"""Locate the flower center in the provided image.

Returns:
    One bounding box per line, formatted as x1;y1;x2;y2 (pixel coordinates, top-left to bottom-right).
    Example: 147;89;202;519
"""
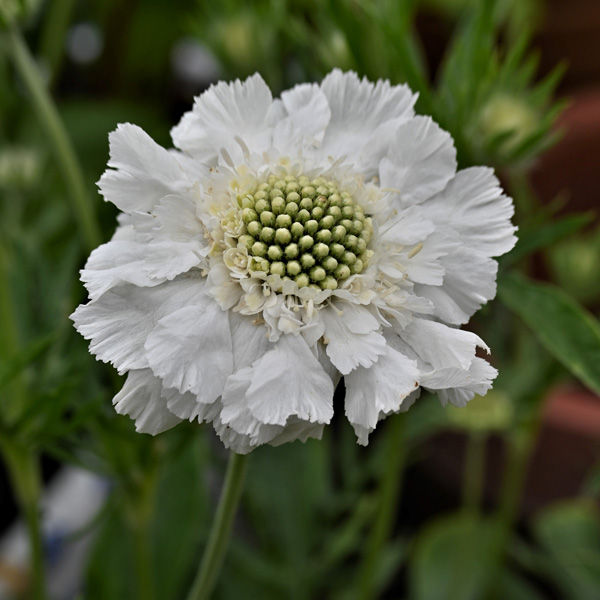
232;174;373;290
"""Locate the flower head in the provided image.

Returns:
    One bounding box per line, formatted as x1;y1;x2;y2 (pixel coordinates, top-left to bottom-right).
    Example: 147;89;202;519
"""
72;70;516;453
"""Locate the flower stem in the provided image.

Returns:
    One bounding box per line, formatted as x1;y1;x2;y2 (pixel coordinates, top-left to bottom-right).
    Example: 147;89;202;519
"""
356;414;407;600
186;451;248;600
4;26;102;250
0;439;46;600
462;431;487;514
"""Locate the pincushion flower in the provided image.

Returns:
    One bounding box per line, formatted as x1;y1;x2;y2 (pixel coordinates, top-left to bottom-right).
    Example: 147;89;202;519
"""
72;70;516;453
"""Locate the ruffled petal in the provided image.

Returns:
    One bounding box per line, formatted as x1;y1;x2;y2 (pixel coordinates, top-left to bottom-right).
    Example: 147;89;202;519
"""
321;308;387;374
272;83;331;152
422;357;498;407
98;124;193;213
319;70;417;175
171;73;274;165
379;116;457;206
399;318;488;370
245;334;334;425
415;249;498;325
113;369;181;434
162;386;222;422
71;276;205;374
424;167;517;257
345;346;420;444
144;298;233;402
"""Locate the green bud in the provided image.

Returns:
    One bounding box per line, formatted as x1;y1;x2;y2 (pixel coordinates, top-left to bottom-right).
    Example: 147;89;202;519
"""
251;241;268;257
322;256;338;271
267;245;283;260
342;205;354;218
285;202;299;217
316;186;328;196
334;264;351;279
275;228;292;245
327;206;342;220
356;237;367;253
255;198;270;213
290;222;304;239
351;258;364;273
319;215;335;230
332;225;346;242
286;182;300;193
287;261;302;276
313;242;329;258
275;179;286;189
305;219;319;235
300;253;316;269
352;220;363;234
299;235;314;251
330;243;345;259
271;261;286;276
260;227;275;243
254;190;268;201
300;197;313;210
320;276;338;290
287;191;301;204
296;209;311;223
270;188;283;200
285;243;299;259
344;235;358;250
311;206;324;220
342;251;357;265
260;211;275;226
242;208;258;223
271;196;286;214
328;193;342;207
247;221;262;236
341;219;353;231
316;229;332;244
309;266;326;282
295;273;310;288
275;214;292;228
301;186;315;198
240;195;255;208
238;234;254;250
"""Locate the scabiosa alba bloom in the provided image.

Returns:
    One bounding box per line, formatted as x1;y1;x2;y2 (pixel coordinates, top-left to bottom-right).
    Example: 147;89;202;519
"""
72;70;516;453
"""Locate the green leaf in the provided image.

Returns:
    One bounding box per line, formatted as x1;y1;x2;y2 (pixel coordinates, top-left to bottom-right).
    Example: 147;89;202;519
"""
533;500;600;600
498;272;600;394
409;514;499;600
501;212;594;267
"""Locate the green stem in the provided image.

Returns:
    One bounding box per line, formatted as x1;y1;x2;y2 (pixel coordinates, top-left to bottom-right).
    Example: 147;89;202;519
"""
38;0;76;87
462;431;487;514
0;439;46;600
131;518;155;600
356;414;407;600
186;451;248;600
4;26;101;250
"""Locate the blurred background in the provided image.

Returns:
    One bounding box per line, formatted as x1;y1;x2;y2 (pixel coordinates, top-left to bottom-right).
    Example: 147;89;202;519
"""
1;0;600;598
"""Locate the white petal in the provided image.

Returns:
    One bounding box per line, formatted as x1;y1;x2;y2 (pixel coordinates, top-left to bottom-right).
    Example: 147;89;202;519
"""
163;386;222;422
113;369;181;434
319;70;417;174
269;418;325;447
144;299;233;402
334;301;381;334
230;312;271;370
345;346;420;445
71;276;205;374
80;240;164;300
402;232;458;286
272;83;331;152
400;318;488;370
245;334;334;426
416;248;498;325
378;205;436;246
379;116;457;206
424;167;517;257
321;308;387;375
424;357;498;407
171;74;274;165
98;124;192;213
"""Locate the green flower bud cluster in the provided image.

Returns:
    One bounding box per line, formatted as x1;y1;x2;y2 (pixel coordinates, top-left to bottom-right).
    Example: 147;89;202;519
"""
236;174;373;290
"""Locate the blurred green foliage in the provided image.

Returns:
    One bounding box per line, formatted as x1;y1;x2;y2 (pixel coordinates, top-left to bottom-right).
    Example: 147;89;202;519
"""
1;0;599;599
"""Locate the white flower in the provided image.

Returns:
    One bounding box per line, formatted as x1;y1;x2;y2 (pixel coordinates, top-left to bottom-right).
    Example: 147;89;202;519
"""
71;70;517;453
